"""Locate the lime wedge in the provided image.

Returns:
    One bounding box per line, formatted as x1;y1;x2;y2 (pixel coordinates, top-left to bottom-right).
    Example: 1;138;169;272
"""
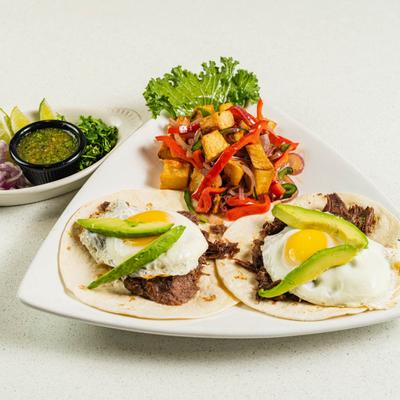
0;120;11;144
0;108;12;134
39;98;56;120
10;106;31;133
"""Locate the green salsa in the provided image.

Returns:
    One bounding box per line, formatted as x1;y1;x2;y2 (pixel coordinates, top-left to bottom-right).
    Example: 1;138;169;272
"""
17;128;78;165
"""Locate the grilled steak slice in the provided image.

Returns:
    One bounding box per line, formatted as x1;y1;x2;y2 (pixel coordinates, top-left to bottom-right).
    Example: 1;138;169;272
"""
323;193;376;234
123;265;203;306
261;218;286;238
347;204;375;235
209;224;227;236
205;239;239;259
178;211;199;225
323;193;349;218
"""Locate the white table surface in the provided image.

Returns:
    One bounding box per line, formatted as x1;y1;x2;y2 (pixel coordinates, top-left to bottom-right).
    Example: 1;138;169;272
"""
1;0;400;399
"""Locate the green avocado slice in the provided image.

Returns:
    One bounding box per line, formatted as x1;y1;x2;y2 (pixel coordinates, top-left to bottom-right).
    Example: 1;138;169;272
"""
77;218;174;238
87;225;186;289
272;204;368;249
258;244;358;298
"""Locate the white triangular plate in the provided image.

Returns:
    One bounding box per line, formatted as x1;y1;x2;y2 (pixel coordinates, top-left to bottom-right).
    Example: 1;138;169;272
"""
18;105;400;338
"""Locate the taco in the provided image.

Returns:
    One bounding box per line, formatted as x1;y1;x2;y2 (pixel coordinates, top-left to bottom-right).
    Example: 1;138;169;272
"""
216;192;400;321
59;189;238;320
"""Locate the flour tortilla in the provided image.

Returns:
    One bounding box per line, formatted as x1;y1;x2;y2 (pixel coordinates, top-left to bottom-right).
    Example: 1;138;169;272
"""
59;189;237;320
216;192;400;321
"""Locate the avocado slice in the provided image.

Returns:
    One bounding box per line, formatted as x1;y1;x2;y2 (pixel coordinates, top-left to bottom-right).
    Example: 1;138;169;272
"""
272;204;368;249
258;244;358;298
77;217;174;238
88;225;186;289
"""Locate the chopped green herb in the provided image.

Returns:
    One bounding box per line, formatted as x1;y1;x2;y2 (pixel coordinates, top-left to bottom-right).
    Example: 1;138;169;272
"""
77;116;118;170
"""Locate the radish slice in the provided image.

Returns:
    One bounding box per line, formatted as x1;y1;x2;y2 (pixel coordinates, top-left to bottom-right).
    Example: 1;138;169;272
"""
288;153;304;175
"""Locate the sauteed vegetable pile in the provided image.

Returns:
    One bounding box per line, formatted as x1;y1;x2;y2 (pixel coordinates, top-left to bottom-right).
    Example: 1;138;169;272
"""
155;99;304;220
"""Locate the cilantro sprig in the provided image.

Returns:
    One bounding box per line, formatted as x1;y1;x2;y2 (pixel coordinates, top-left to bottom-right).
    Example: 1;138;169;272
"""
77;116;118;170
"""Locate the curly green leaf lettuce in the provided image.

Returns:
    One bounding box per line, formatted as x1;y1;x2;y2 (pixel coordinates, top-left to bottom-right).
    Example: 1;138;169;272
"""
143;57;260;118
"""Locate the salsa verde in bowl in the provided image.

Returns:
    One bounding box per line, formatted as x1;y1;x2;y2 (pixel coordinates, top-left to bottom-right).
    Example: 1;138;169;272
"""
9;120;86;185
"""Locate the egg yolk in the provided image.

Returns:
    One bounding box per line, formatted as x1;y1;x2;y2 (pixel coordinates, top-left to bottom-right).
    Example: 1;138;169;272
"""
284;229;328;265
125;210;170;246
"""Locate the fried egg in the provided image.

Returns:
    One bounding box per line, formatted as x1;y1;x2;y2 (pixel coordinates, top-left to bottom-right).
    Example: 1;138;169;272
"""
79;200;208;279
262;227;400;309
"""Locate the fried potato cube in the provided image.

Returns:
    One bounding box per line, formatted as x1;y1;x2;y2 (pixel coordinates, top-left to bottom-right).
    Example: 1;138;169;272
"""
201;130;230;162
199;112;220;132
193;105;215;119
175;116;190;125
200;110;235;132
160;160;191;190
189;168;221;192
189;168;203;193
253;168;274;195
246;143;274;170
219;102;233;112
158;143;174;160
224;160;244;186
233;130;245;142
217;110;235;130
211;174;222;188
239;120;250;131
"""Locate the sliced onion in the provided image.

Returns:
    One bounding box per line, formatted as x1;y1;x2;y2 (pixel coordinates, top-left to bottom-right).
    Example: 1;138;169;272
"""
269;149;283;161
288;153;304;175
193;128;202;143
238;186;245;200
0;161;30;190
221;127;241;136
260;134;271;153
240;162;255;196
174;134;191;152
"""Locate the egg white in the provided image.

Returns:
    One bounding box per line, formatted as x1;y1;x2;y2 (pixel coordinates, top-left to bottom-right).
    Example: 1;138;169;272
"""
79;200;208;278
262;227;400;309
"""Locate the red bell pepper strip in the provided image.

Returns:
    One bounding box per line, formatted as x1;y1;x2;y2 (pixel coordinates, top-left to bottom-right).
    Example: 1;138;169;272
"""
270;181;286;198
156;136;202;169
226;195;271;221
268;131;298;150
192;121;267;200
167;121;200;135
192;149;203;168
229;105;257;127
256;98;264;121
274;151;290;170
226;196;260;207
196;187;226;213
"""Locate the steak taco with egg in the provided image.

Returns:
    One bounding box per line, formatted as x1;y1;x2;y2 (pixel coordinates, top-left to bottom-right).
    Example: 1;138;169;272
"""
216;192;400;321
59;189;238;319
